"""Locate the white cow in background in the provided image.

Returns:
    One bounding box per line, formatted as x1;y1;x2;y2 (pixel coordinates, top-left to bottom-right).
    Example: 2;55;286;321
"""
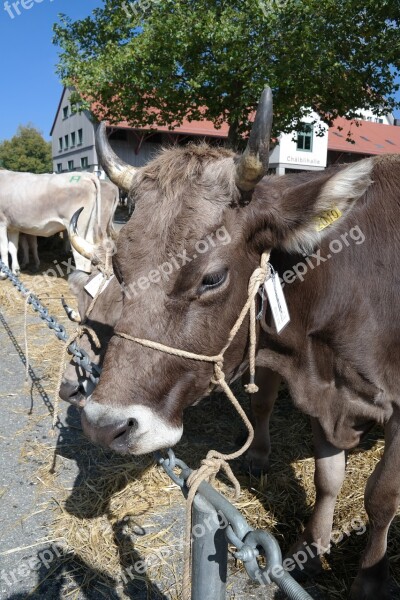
0;171;118;277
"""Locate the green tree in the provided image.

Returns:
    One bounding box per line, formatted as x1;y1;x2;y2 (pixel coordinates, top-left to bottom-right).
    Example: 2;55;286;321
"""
0;125;52;173
54;0;400;147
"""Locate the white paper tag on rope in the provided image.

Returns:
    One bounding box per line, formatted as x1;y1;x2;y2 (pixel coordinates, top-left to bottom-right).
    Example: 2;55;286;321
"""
84;273;114;298
264;272;290;333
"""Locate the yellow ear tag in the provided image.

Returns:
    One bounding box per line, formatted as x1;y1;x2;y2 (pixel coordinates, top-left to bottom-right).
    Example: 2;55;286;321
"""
315;207;342;232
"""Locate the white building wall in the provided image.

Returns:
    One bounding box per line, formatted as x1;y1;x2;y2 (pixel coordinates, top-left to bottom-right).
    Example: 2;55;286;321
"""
270;112;328;174
356;109;392;125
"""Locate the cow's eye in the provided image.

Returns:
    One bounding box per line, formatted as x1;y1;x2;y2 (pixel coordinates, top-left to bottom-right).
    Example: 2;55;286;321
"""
199;270;227;293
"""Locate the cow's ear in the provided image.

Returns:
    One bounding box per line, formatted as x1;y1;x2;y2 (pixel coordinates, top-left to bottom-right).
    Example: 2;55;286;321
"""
247;158;374;254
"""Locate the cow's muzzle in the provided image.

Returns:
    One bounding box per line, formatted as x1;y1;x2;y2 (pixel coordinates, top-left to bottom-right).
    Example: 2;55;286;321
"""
81;399;183;455
81;409;138;453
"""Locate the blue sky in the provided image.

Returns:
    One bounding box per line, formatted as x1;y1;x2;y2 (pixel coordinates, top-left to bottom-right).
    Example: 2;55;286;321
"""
0;0;102;141
0;1;399;143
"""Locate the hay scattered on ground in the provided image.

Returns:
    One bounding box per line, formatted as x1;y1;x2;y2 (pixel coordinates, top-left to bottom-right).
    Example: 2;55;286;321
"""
1;254;399;599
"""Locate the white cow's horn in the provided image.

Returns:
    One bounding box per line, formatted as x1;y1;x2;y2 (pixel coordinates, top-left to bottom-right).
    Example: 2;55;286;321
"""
96;123;138;193
69;208;97;262
61;296;81;323
235;86;273;195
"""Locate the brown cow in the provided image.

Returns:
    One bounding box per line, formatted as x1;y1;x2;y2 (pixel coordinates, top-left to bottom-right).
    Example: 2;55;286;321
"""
69;88;400;598
60;269;275;473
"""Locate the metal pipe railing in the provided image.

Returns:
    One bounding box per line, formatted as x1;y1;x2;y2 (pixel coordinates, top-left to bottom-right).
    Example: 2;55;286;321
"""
157;450;313;600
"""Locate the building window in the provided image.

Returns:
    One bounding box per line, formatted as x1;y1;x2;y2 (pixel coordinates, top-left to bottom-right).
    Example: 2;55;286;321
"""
63;106;69;119
58;137;63;151
68;160;74;171
64;135;69;150
81;157;89;169
377;118;384;124
78;129;83;145
296;123;313;152
71;132;76;147
57;163;62;173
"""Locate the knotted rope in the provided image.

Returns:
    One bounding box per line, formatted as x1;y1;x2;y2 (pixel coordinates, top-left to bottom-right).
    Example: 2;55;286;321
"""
114;251;270;599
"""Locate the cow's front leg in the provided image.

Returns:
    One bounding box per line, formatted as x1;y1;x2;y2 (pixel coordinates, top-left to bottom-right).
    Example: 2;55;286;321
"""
8;231;20;275
245;368;281;474
0;222;9;279
350;413;400;600
287;418;346;578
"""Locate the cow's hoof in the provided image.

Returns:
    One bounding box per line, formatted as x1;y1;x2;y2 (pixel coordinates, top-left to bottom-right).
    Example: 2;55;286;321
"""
31;265;40;273
287;556;323;582
243;447;271;479
350;580;392;600
0;272;6;280
284;540;324;581
13;269;20;276
350;559;391;600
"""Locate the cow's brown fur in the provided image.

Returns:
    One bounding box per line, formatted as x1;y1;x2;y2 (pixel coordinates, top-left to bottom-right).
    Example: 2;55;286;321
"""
79;143;400;599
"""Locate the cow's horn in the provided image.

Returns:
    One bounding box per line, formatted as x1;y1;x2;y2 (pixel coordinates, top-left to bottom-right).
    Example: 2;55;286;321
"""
69;208;97;262
235;86;273;194
96;123;137;193
61;296;81;323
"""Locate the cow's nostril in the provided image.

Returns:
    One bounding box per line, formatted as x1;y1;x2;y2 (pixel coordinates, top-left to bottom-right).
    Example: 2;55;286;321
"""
111;418;137;443
113;427;128;440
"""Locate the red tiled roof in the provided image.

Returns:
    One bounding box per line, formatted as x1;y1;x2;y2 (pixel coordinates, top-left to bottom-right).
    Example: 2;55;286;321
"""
114;115;400;155
114;116;230;138
328;117;400;155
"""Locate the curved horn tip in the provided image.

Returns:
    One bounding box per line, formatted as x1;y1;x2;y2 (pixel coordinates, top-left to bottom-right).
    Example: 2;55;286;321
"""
69;208;96;262
71;207;85;234
61;296;81;323
235;85;274;194
95;122;138;193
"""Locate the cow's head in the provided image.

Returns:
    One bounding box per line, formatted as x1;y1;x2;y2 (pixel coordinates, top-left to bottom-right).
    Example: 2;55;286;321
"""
75;88;374;455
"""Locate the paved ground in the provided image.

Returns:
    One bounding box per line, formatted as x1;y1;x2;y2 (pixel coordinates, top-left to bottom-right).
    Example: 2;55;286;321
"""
0;285;324;600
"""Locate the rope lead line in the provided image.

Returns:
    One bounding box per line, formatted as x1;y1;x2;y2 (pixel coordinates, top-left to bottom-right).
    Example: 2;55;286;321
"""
114;251;271;600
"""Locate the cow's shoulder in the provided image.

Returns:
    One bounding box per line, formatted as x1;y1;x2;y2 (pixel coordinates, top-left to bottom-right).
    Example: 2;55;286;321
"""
257;333;391;449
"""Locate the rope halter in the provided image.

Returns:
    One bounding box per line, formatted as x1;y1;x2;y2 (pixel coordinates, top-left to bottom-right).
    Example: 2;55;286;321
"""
115;251;270;397
114;251;271;600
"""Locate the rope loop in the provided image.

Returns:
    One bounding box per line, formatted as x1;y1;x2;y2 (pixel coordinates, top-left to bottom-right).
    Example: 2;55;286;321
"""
113;250;271;600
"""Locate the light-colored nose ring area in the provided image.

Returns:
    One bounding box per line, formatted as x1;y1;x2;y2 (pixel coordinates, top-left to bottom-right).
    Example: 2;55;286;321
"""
81;400;184;455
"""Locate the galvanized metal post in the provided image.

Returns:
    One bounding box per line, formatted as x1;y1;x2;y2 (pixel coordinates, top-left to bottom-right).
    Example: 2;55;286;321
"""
191;493;227;600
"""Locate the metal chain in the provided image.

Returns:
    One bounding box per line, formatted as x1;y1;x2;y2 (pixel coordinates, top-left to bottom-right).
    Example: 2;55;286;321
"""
157;449;313;599
0;261;101;384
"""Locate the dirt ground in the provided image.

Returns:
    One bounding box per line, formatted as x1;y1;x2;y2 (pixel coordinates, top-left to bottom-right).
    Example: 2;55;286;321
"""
0;239;399;600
